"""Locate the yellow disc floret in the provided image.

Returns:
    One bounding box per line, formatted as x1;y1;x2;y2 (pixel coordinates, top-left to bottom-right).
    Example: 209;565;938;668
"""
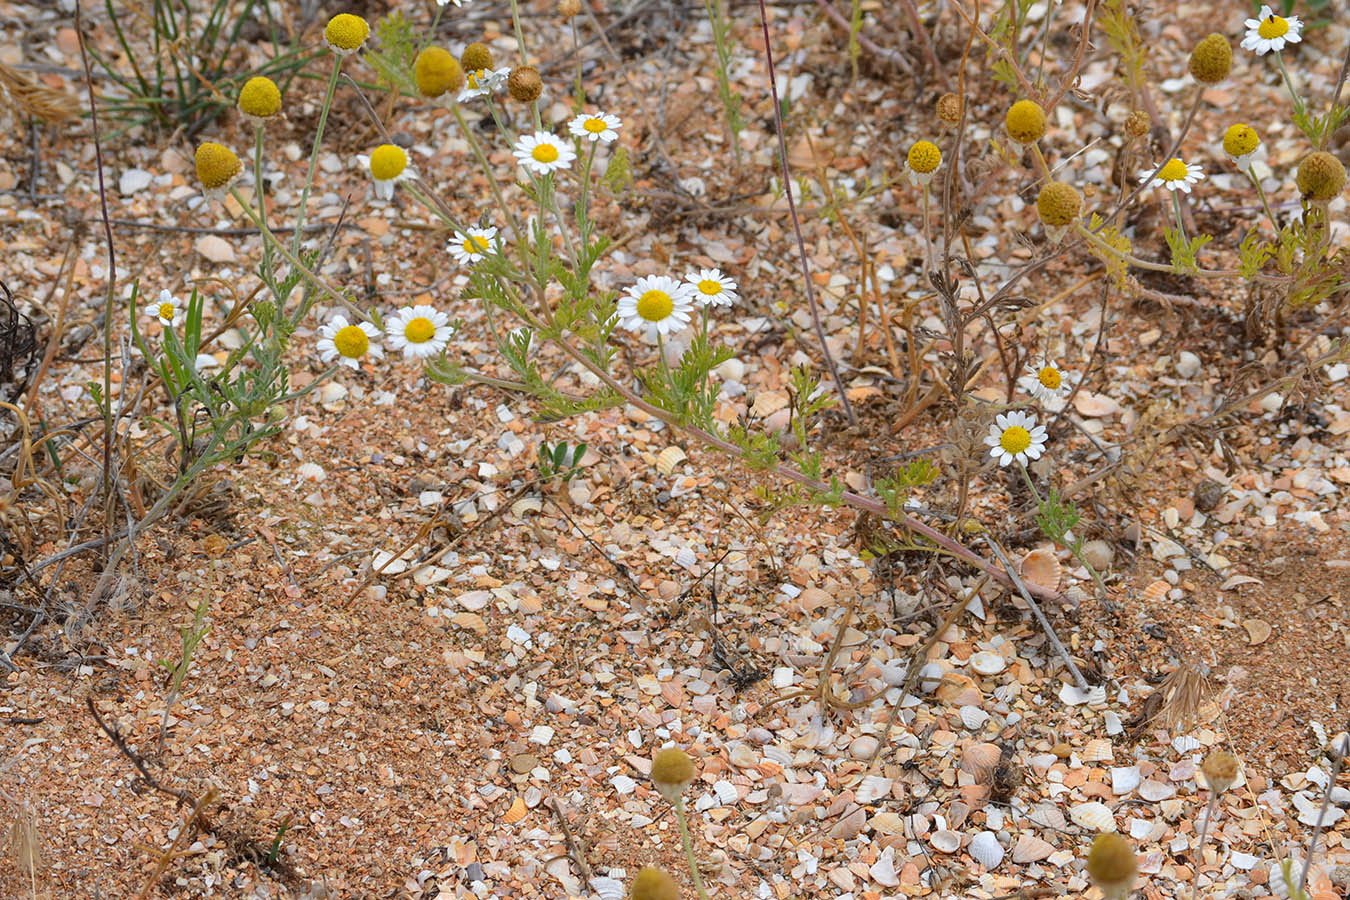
1188;33;1232;84
156;301;176;320
636;289;674;322
1296;151;1347;200
463;234;490;254
1036;182;1082;226
461;42;494;74
1158;158;1189;182
333;324;370;359
194;142;242;191
908;140;941;174
1005;100;1047;144
1258;14;1290;40
415;47;465;98
324;13;370;53
1038;366;1063;390
1086;834;1138;900
1223;124;1260;158
237;76;281;119
629;867;679;900
999;426;1032;456
369;144;408;182
404;317;436;344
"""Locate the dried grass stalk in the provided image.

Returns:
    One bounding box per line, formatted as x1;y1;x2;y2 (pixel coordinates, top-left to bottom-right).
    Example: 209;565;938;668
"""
0;61;81;124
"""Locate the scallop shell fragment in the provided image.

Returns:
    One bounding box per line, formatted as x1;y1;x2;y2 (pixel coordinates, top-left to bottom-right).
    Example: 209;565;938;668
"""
969;651;1006;675
1082;738;1115;763
960;705;990;730
1019;548;1061;591
930;829;962;853
656;445;687;475
1069;801;1117;832
968;830;1004;869
502;795;527;823
589;877;625;900
1012;833;1055;863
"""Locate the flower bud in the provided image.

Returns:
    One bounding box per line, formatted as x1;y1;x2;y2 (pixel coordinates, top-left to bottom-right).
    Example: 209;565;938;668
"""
1087;834;1138;900
650;747;695;804
1201;750;1239;794
1296;151;1347;201
1189;33;1232;84
461;42;494;74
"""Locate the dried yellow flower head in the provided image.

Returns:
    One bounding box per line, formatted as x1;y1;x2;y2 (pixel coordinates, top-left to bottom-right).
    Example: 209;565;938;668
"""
1006;100;1047;145
650;747;695;803
324;13;369;55
415;47;465;98
1037;181;1082;226
1297;151;1347;200
508;66;543;103
936;92;962;124
629;867;679;900
1087;834;1138;900
1189;33;1232;84
1201;750;1239;794
558;0;582;18
461;42;494;74
1124;110;1150;138
237;76;281;121
907;140;942;174
194;141;242;193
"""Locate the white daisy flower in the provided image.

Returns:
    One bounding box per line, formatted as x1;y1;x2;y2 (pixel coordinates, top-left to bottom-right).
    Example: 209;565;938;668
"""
386;305;452;359
457;66;510;102
984;410;1048;467
684;268;738;307
358;144;413;201
146;289;184;327
317;315;383;369
513;131;576;175
436;0;468;5
1140;158;1205;193
567;111;622;143
1241;5;1302;56
1222;124;1263;173
449;226;498;266
1017;360;1076;412
617;275;695;340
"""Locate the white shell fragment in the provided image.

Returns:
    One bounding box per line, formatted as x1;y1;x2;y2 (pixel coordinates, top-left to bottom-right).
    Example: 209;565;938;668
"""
930;829;962;853
1111;766;1142;795
960;705;990;731
1070;801;1117;832
968;831;1004;869
656;445;687;475
1012;833;1055;863
970;651;1007;675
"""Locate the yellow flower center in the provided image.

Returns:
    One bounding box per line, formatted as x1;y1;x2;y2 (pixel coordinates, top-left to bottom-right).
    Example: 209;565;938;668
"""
532;143;560;164
157;302;176;320
1258;15;1288;39
369;144;407;182
999;426;1032;455
583;117;608;134
324;13;370;51
908;140;941;174
1037;367;1062;390
467;69;487;89
333;324;369;359
1158;158;1189;182
404;317;436;344
1223;124;1260;157
463;234;490;254
194;142;242;190
636;290;674;322
697;279;723;296
238;76;281;118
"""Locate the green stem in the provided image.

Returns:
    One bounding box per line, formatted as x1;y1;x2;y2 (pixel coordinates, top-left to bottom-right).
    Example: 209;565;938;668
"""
449;102;527;267
253;125;271;279
291;54;343;258
508;0;530;66
1247;170;1281;233
1016;459;1043;505
1273;52;1306;118
675;798;712;900
418;2;445;55
1073;222;1290;284
1171;191;1188;243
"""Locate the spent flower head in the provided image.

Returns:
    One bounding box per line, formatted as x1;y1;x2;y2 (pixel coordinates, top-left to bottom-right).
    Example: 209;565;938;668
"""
1189;33;1233;83
450;225;499;266
194;141;243;199
237;76;282;124
147;289;184;328
685;268;738;307
1124;110;1150;138
1141;158;1204;193
629;867;679;900
1201;750;1239;794
359;144;412;201
1242;5;1302;56
907;140;942;186
387;305;452;359
568;111;623;143
317;315;382;369
1086;834;1138;900
618;275;694;341
415;47;464;98
650;746;696;803
323;13;369;55
507;66;543;102
985;411;1047;467
1005;100;1047;145
1222;124;1261;172
1296;151;1346;201
513;131;576;175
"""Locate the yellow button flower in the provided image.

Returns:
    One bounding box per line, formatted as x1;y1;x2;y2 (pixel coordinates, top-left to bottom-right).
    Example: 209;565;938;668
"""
414;47;464;99
194;141;242;198
324;13;369;55
1005;100;1047;145
237;76;282;124
907;140;941;186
